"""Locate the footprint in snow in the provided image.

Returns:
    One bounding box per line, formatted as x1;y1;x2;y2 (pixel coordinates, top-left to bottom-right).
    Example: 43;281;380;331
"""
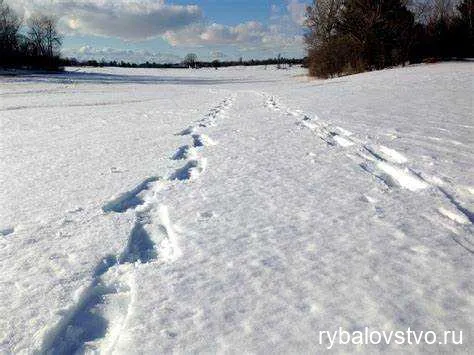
0;227;14;236
197;211;216;221
172;145;197;161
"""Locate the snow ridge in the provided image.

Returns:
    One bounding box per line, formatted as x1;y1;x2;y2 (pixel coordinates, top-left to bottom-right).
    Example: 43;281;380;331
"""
40;95;235;354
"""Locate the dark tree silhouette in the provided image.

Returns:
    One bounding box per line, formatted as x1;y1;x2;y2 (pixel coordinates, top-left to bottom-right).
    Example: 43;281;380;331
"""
0;4;63;71
305;0;472;77
183;53;198;68
0;0;21;66
27;14;62;58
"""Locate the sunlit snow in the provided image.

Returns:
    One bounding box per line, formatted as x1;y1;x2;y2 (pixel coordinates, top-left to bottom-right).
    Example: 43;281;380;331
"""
0;63;473;353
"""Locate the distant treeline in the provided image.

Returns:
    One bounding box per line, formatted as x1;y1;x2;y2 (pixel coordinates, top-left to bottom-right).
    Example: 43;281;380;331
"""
0;0;62;71
0;0;304;72
305;0;474;77
60;57;305;69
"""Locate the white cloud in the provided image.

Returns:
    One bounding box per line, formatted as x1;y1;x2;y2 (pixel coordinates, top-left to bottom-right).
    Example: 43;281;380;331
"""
164;21;264;46
63;46;182;63
163;21;303;53
7;0;307;58
9;0;202;40
210;51;228;60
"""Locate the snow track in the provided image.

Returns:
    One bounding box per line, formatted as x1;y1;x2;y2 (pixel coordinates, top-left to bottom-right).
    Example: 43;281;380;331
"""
262;92;473;248
101;177;161;213
42;258;135;354
0;227;14;236
2;64;472;353
171;145;197;161
41;94;236;354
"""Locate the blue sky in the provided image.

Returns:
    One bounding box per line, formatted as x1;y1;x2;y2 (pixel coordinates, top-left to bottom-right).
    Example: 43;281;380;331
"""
10;0;310;63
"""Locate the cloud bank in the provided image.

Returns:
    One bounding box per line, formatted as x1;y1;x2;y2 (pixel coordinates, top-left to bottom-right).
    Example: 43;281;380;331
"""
9;0;309;60
163;1;308;53
11;0;202;40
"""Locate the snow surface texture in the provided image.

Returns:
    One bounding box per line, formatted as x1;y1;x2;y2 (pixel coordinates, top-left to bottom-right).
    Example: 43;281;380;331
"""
0;63;473;353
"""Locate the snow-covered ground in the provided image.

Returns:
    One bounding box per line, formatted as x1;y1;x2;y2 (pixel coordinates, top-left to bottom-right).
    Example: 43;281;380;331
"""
0;63;472;354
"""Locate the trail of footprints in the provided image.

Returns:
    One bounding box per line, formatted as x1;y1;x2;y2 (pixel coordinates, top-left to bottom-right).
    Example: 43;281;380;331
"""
42;95;235;354
264;94;473;243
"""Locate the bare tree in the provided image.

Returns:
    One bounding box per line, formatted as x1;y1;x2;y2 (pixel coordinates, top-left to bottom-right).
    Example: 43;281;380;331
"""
408;0;458;23
458;0;473;30
1;4;64;70
183;53;197;68
27;14;62;57
407;0;432;22
305;0;344;47
432;0;457;21
0;0;21;54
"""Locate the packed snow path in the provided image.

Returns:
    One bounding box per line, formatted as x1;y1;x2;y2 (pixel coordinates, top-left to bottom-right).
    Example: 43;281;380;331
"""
0;63;473;353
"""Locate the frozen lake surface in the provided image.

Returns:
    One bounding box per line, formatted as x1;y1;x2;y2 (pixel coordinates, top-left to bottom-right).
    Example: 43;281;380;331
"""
0;63;473;353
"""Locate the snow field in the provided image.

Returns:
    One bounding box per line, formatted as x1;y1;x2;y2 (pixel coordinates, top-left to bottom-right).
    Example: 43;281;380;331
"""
0;63;472;353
